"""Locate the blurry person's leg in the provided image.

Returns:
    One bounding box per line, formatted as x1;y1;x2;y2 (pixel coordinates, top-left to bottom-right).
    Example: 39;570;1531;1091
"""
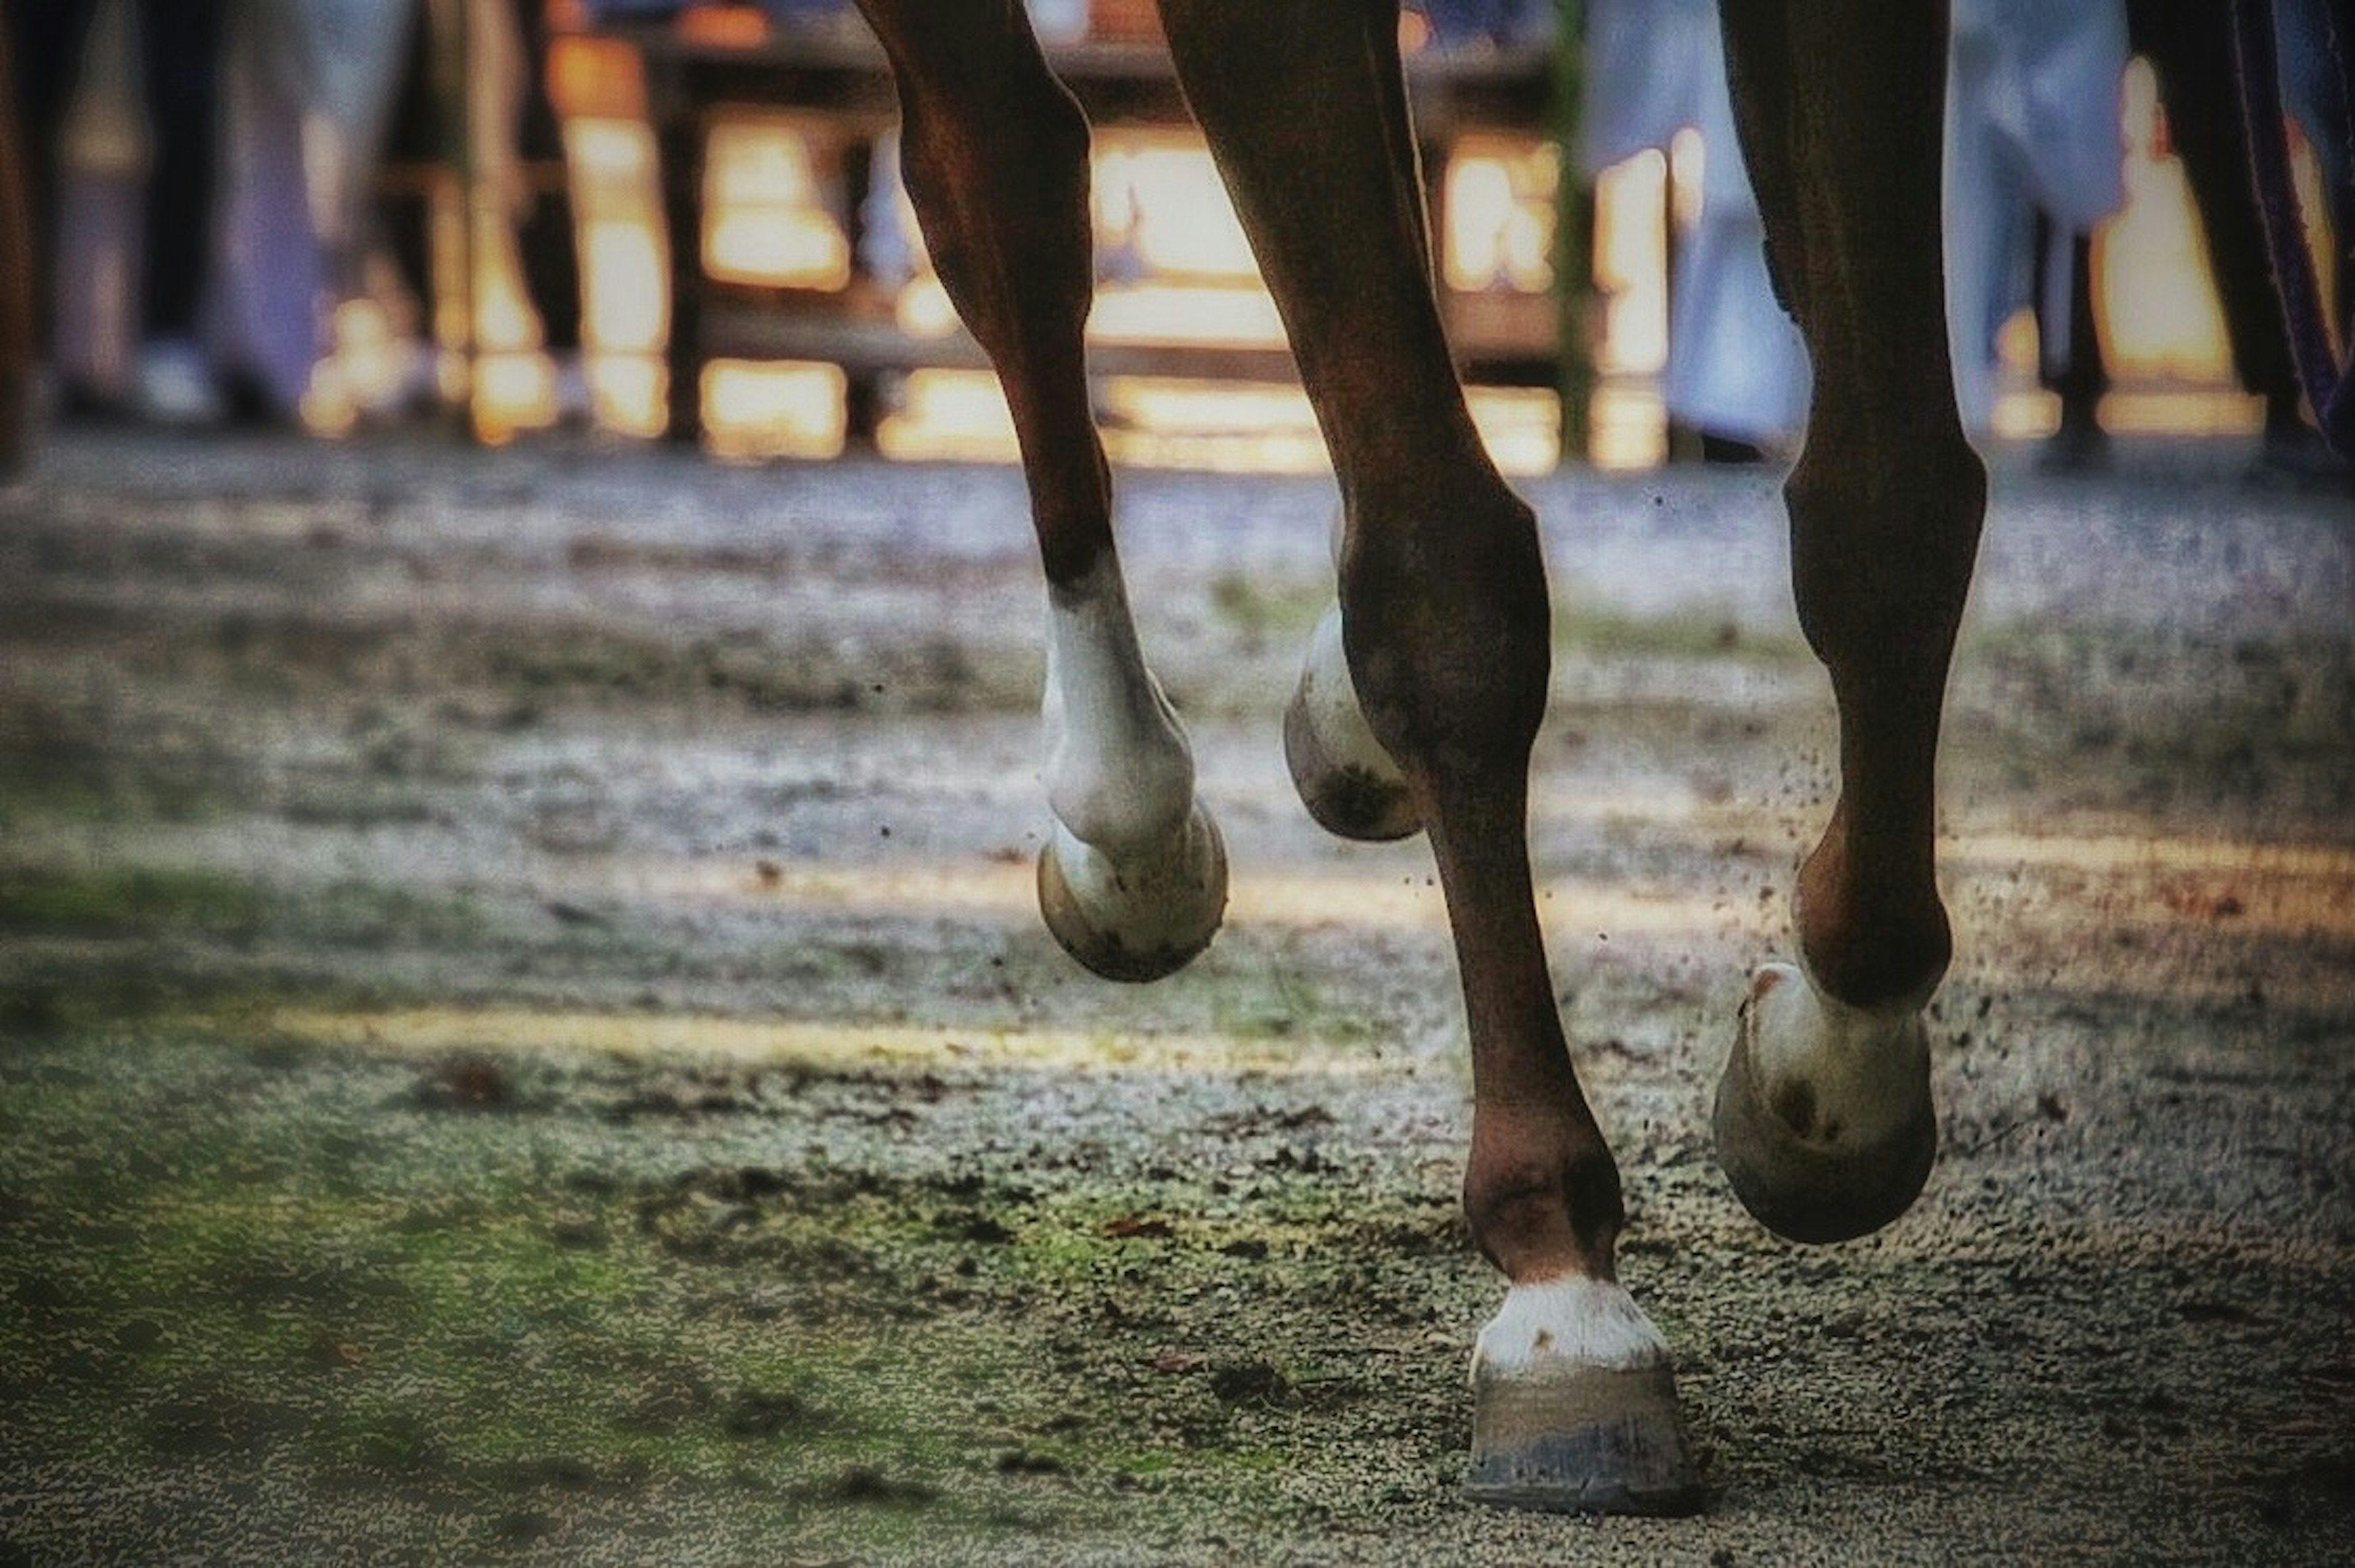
2131;0;2315;465
2033;211;2108;470
2;0;99;327
2274;0;2351;340
131;0;224;423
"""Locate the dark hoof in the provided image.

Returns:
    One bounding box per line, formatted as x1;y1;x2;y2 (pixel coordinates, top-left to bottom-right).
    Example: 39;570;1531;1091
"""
1036;808;1226;984
1468;1361;1702;1516
1713;971;1937;1245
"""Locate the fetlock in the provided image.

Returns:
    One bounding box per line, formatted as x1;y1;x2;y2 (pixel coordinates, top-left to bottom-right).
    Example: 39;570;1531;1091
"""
1336;486;1551;782
1463;1113;1625;1284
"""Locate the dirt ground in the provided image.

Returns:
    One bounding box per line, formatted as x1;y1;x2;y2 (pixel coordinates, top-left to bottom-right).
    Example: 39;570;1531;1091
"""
1;427;2350;1566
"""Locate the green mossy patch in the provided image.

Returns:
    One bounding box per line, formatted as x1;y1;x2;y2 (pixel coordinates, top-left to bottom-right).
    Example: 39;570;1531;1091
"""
0;1022;1476;1560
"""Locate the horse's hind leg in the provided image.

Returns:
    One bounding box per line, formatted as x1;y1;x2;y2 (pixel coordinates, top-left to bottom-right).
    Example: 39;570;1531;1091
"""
853;0;1223;981
1712;0;1986;1242
1157;0;1698;1515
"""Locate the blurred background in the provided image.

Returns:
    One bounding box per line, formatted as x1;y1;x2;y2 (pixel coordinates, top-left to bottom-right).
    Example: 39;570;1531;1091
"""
4;0;2346;475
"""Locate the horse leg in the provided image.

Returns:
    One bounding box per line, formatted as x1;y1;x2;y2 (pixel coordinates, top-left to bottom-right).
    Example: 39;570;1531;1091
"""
1712;0;1986;1242
1157;0;1697;1513
852;0;1224;982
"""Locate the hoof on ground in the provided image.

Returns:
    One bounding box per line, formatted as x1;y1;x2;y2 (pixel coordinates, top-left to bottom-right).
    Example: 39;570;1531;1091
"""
1468;1359;1702;1515
1713;962;1937;1245
1282;605;1418;843
1464;1279;1703;1516
1036;804;1227;982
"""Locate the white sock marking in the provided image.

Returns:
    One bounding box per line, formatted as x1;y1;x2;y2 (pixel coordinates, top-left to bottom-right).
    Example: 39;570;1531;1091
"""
1472;1277;1671;1377
1747;961;1931;1149
1042;554;1195;852
1294;602;1405;787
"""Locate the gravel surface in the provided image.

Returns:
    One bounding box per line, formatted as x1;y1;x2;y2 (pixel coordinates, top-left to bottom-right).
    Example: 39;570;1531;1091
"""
0;427;2349;1566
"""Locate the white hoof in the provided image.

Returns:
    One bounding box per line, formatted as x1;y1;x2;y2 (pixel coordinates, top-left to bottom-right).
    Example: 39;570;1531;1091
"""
1036;802;1227;983
1713;962;1937;1244
1466;1278;1702;1515
1282;604;1418;841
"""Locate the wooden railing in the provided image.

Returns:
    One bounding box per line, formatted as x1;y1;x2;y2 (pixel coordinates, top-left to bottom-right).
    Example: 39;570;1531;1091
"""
603;20;1560;445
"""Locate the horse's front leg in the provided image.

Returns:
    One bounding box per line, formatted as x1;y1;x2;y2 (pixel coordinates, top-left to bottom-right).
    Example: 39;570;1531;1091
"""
1158;0;1698;1513
1713;0;1985;1241
854;0;1224;982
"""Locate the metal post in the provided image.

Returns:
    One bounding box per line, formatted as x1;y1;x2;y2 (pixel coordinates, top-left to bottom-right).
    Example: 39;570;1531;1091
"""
426;0;480;439
1551;0;1594;464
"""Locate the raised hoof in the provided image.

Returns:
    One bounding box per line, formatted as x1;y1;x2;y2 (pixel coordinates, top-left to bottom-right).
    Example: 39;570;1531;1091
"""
1468;1360;1702;1516
1283;605;1419;842
1713;964;1938;1245
1036;803;1227;983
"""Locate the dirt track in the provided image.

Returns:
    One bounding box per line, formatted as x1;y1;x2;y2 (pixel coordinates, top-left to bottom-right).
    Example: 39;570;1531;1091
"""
1;429;2351;1565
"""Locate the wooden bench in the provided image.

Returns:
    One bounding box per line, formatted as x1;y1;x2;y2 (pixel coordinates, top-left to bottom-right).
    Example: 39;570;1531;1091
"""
607;21;1560;445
